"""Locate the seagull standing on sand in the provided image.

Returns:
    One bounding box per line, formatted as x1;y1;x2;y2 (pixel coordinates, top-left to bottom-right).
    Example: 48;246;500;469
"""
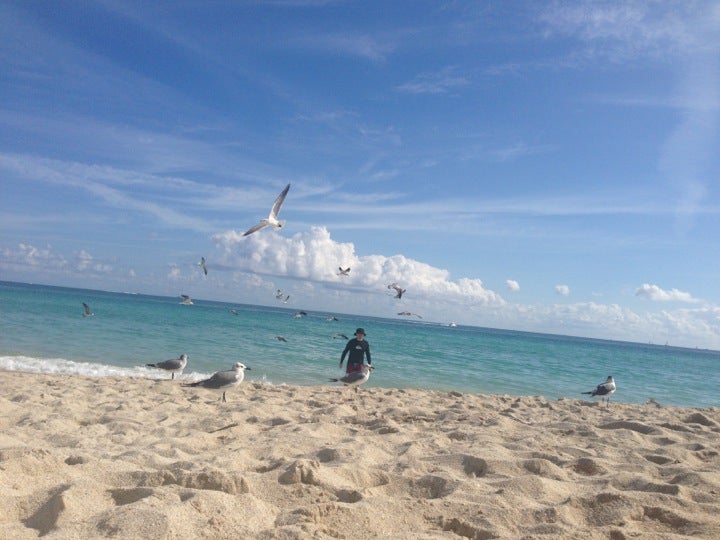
388;283;406;299
198;257;208;275
581;375;616;406
183;362;250;403
146;354;188;380
243;183;291;236
82;302;94;317
329;365;373;393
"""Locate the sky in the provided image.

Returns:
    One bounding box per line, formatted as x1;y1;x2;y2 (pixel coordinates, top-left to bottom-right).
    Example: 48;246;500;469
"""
1;1;719;349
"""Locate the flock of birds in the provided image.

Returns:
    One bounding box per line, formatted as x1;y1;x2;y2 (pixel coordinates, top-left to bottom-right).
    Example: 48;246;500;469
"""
81;183;619;404
187;183;425;320
142;353;373;401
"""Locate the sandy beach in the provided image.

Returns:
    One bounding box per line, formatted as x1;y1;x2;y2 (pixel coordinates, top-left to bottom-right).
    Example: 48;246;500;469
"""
1;371;719;539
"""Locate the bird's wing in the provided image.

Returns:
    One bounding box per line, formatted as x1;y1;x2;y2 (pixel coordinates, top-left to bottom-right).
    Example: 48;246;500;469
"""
243;221;267;236
269;183;291;219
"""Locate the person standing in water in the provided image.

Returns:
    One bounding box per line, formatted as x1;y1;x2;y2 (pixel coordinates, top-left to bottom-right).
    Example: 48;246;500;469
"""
340;328;371;374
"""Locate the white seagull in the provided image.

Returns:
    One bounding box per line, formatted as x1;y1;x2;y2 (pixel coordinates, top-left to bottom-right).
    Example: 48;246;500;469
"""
243;183;291;236
82;302;94;317
180;294;193;305
337;267;351;276
183;362;250;403
388;283;406;299
198;257;208;275
146;354;188;380
329;365;374;393
581;375;616;406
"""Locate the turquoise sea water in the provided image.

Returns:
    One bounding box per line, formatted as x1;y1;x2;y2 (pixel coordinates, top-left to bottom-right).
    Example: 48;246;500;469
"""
1;280;718;408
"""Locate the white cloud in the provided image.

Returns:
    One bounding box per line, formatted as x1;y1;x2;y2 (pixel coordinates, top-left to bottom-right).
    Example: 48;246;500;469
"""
0;243;112;276
396;66;469;94
74;250;112;274
635;283;700;303
212;226;505;306
538;1;718;62
505;279;520;292
1;243;68;270
555;284;570;296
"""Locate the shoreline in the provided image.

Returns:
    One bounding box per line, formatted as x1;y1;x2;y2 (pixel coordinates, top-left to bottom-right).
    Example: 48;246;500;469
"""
2;370;719;538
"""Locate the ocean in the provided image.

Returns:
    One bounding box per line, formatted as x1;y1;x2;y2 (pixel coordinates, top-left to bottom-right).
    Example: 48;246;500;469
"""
1;280;718;408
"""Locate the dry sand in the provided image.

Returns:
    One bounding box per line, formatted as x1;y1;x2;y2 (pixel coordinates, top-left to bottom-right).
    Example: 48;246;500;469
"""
1;370;719;539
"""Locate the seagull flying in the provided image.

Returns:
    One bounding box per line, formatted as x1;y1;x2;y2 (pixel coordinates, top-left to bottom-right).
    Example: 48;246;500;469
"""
581;375;616;406
183;362;250;403
337;267;351;276
146;354;188;380
243;183;291;236
398;311;422;319
198;257;208;275
82;302;94;317
333;333;349;340
294;311;308;318
276;336;288;342
180;294;193;305
388;283;406;299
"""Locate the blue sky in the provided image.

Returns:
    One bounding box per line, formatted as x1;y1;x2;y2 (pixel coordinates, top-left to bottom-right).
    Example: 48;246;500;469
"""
2;1;719;348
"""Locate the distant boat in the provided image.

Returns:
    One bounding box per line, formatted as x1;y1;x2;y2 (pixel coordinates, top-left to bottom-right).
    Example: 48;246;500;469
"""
448;322;457;327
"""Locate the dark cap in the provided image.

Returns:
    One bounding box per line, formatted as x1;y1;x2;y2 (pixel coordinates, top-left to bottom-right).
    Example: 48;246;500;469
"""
355;328;366;335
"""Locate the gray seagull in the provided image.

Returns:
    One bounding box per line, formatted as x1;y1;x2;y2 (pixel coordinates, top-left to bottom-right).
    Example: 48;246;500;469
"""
243;183;291;236
82;302;94;317
388;283;406;299
581;375;616;406
146;354;188;380
198;257;208;275
183;362;250;402
329;365;374;393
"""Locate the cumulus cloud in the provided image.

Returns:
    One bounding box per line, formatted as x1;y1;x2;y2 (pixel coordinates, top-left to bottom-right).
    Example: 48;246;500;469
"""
0;243;112;277
212;226;505;306
1;243;68;270
555;284;570;296
635;283;700;303
74;250;112;274
505;279;520;292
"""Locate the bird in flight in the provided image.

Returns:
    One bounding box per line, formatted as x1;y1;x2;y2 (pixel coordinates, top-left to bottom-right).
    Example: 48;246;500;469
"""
180;294;193;305
82;302;94;317
337;267;351;276
198;257;208;275
388;283;406;299
275;289;290;303
398;311;422;318
243;183;291;236
276;336;288;342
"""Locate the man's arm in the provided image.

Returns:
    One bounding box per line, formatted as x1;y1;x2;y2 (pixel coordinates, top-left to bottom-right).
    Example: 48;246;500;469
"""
340;340;351;368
